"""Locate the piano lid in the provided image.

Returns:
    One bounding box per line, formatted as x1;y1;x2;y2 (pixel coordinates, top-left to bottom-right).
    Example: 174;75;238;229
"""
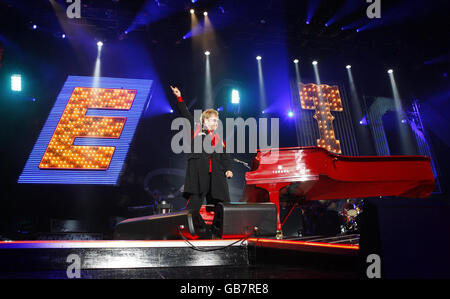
245;146;435;200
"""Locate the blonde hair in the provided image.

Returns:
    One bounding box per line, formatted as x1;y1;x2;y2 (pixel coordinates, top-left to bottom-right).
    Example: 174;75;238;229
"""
200;109;219;124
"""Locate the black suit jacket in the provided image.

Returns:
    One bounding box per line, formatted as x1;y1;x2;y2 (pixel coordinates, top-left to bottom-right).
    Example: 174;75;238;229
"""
174;97;232;202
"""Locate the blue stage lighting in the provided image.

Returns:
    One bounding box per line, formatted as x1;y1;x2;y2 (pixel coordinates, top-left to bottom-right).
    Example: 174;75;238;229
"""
32;24;37;30
11;74;22;92
288;111;294;117
360;116;368;125
231;89;240;104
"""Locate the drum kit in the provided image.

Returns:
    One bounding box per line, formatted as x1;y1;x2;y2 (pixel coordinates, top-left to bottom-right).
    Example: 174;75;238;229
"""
339;199;363;234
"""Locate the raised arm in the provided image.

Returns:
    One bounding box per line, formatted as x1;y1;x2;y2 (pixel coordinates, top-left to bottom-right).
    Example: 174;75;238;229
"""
170;85;194;126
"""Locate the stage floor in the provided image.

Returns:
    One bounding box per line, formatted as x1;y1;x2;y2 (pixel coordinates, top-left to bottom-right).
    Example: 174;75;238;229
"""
0;234;360;279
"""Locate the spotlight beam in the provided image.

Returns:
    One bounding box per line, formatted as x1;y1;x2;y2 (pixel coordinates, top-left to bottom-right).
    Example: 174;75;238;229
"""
257;58;267;110
204;51;213;108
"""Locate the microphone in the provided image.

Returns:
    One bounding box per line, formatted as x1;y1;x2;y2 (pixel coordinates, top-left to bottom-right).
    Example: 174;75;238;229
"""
233;158;251;170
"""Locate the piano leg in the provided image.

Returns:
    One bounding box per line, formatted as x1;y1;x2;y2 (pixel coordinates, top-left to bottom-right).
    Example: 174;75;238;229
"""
256;182;290;239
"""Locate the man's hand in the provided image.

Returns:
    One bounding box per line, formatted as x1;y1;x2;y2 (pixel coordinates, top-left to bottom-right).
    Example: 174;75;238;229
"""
170;85;181;98
225;170;233;179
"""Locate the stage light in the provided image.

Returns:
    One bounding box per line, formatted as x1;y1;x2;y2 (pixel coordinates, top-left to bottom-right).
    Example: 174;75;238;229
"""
312;60;318;65
11;74;22;92
294;59;299;64
124;30;129;35
204;50;210;56
97;41;103;47
190;9;195;14
61;34;66;39
32;24;37;30
203;11;208;16
170;109;173;113
388;69;393;74
256;56;262;60
359;120;363;124
346;65;352;69
306;21;310;25
325;23;329;27
356;29;360;33
262;110;265;114
288;111;294;118
231;89;240;104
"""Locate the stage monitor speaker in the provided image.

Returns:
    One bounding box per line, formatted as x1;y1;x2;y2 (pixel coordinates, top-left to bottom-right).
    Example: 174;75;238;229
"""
113;210;210;240
212;202;277;238
359;198;450;279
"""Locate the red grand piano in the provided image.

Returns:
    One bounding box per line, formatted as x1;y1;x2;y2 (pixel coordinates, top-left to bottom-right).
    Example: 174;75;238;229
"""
243;146;436;238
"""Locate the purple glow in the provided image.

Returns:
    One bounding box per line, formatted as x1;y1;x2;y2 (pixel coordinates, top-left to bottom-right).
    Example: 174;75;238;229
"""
306;0;320;27
360;115;368;125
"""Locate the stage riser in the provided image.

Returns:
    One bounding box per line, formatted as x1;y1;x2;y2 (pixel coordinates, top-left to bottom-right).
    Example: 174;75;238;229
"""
0;247;249;271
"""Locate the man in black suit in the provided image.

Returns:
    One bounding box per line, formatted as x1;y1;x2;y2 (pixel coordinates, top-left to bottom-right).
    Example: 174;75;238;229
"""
170;86;233;212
